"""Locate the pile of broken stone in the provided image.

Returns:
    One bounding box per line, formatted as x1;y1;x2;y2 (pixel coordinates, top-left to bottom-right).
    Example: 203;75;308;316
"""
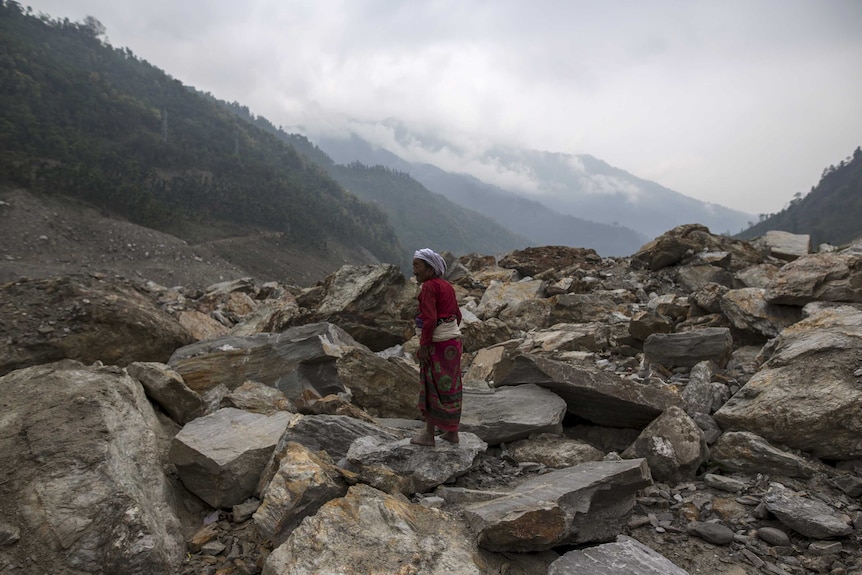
1;224;862;575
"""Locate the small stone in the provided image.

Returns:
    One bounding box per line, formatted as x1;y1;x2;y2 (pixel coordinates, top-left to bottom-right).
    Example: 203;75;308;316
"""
808;541;843;556
741;547;764;568
232;499;261;523
687;521;734;545
200;539;226;556
704;473;746;493
418;496;445;509
757;526;790;546
0;521;20;547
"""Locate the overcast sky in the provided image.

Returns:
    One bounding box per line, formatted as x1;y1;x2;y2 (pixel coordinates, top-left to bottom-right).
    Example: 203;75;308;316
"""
24;0;862;215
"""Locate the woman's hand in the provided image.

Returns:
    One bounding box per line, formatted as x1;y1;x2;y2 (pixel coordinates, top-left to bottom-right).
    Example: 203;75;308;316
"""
417;345;431;360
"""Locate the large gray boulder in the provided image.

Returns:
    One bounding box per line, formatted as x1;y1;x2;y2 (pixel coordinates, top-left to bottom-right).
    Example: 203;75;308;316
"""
254;442;349;546
498;354;682;428
295;264;416;351
459;384;567;445
0;361;184;574
127;361;204;424
622;406;708;483
0;275;193;377
263;484;489;575
167;322;364;402
345;433;488;494
710;431;826;479
463;459;652;552
762;484;853;539
549;535;690;575
168;407;294;508
764;252;862;305
644;327;733;369
714;306;862;459
335;347;419;419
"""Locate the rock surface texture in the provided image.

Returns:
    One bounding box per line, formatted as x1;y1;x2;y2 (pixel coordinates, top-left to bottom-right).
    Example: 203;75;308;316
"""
2;225;862;575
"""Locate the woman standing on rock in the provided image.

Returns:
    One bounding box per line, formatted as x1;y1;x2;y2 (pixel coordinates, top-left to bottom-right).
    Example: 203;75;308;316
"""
410;248;463;446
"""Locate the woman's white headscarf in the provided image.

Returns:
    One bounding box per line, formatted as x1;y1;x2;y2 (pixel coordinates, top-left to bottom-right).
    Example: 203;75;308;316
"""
414;248;446;278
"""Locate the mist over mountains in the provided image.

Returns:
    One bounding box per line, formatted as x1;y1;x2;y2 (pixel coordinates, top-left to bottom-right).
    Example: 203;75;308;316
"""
308;120;755;242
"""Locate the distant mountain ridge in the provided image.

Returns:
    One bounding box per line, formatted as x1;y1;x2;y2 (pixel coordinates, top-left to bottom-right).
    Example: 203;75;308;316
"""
310;121;755;243
312;134;649;256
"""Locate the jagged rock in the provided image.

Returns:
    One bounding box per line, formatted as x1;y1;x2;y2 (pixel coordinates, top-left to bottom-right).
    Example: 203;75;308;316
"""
498;246;601;277
476;279;547;319
644;327;733;369
299;393;377;422
498;354;682;428
703;473;747;493
316;264;411;317
263;484;491;575
334;347;419;419
518;322;610;354
168;407;294;508
719;287;802;339
258;414;401;492
691;283;730;314
167;322;364;402
736;263;781;288
0;361;184;573
177;309;230;340
460;316;513;353
714;306;862;459
762;483;853;539
345;433;487;495
621;406;709;483
761;230;811;261
764;252;862;305
462;345;516;389
219;380;297;415
709;431;826;478
508;434;604;468
0;274;194;376
0;521;20;547
459;384;567;445
550;289;638;324
254;442;350;546
647;293;690;322
292;264;415;351
692;413;723;444
498;298;552;331
127;361;204;424
676;265;735;292
832;473;862;498
463;459;652;551
548;535;690;574
229;290;301;335
681;360;729;416
632;224;762;272
629;310;674;341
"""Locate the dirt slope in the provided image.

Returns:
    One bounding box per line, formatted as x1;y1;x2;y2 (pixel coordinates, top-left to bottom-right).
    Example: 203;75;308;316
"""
0;187;382;290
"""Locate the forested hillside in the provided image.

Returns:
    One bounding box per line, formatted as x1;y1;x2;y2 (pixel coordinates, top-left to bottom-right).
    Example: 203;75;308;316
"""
736;147;862;246
0;1;402;265
219;102;531;265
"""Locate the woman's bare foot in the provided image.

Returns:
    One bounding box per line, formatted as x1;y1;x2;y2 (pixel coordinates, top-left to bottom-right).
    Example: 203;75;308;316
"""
440;432;460;444
410;433;436;446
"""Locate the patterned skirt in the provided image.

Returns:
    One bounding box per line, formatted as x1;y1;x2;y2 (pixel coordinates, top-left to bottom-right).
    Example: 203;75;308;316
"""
418;338;463;432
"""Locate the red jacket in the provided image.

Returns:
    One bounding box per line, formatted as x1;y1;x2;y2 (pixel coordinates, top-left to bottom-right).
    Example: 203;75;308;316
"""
416;277;461;346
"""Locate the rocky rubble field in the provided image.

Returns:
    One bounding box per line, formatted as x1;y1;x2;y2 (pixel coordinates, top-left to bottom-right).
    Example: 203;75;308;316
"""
2;224;862;574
